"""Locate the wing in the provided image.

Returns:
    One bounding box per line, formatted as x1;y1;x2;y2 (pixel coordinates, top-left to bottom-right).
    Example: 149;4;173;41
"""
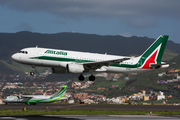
20;95;34;99
82;58;130;70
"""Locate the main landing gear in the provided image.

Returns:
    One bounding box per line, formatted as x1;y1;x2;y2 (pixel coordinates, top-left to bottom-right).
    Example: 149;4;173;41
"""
26;103;36;105
78;74;96;81
89;75;95;81
78;74;85;81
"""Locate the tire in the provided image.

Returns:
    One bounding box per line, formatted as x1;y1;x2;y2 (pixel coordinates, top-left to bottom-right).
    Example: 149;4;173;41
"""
78;75;85;81
89;75;95;81
30;72;34;76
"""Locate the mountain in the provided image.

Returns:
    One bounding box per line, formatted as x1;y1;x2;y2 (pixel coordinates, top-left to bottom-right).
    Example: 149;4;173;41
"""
0;31;180;60
169;54;180;69
162;49;179;61
0;31;179;73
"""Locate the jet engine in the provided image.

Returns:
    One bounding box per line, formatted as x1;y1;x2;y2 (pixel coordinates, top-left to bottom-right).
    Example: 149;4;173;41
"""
66;64;84;73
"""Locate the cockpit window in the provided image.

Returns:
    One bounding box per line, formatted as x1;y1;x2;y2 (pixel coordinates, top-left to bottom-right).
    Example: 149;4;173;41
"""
19;51;28;54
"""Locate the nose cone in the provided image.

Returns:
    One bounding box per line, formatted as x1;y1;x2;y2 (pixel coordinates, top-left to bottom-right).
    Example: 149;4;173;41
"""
11;54;16;61
11;53;19;62
2;99;7;103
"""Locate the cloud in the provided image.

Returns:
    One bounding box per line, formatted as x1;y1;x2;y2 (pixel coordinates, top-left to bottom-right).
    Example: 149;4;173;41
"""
1;0;180;28
15;22;33;32
125;17;158;29
118;32;132;37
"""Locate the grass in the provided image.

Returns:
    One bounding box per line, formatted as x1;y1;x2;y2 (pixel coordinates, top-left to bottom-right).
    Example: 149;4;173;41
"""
89;78;127;89
0;109;180;115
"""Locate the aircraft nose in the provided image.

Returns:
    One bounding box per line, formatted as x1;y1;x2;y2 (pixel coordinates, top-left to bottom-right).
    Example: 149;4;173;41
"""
2;99;6;103
11;53;19;61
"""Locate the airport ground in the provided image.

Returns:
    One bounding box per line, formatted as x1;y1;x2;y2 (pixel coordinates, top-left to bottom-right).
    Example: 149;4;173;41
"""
0;115;180;120
0;103;180;111
0;104;180;120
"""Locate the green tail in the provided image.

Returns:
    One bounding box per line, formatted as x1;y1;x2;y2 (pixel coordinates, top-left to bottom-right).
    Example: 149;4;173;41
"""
139;35;169;69
51;85;67;98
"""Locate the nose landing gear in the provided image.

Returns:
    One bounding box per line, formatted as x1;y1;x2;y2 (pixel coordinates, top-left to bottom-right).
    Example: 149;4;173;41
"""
30;72;35;76
30;65;35;76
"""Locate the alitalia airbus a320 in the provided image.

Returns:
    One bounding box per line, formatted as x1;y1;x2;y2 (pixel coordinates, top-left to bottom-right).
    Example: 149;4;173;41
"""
11;35;169;81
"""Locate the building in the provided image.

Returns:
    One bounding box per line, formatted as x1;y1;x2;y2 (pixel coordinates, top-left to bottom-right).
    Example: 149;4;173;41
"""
157;95;165;100
0;97;3;104
177;76;180;80
158;72;166;77
157;91;165;100
68;97;75;104
143;96;149;101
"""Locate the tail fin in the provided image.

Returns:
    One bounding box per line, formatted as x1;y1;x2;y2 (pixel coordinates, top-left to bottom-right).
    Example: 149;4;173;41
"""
51;85;67;98
138;35;169;69
41;85;67;103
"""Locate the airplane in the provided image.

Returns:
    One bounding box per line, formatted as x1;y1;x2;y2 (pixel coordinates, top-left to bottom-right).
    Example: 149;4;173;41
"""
11;35;169;81
3;85;67;105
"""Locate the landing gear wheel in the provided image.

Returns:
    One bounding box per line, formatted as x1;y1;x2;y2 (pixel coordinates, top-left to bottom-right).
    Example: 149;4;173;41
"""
78;74;85;81
30;72;34;76
30;65;35;76
89;75;95;81
30;103;36;105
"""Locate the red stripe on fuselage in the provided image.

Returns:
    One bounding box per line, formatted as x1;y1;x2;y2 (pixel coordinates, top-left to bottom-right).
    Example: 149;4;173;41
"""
142;50;158;69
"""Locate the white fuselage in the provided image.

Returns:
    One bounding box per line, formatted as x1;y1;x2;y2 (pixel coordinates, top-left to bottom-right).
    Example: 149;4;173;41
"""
11;47;143;73
2;95;52;103
3;85;67;104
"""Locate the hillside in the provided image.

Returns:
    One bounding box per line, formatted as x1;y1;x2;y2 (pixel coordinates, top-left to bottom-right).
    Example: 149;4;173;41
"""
170;54;180;69
162;49;179;61
0;31;180;60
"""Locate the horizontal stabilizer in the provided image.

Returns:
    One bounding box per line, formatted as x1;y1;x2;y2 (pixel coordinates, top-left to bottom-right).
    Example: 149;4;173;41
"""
150;63;169;69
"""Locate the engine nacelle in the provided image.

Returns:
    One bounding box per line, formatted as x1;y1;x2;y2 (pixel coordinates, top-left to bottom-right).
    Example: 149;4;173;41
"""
67;64;84;74
52;67;66;74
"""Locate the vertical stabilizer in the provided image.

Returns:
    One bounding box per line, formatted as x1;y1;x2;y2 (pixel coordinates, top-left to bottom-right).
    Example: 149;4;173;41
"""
51;85;67;98
41;85;67;103
138;35;168;69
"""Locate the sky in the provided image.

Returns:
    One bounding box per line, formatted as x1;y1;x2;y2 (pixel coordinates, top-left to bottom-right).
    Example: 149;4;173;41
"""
0;0;180;43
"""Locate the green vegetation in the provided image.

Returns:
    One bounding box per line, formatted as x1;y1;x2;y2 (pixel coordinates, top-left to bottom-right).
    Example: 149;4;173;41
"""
0;60;49;74
90;77;126;88
69;77;128;98
0;109;179;115
162;49;179;61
